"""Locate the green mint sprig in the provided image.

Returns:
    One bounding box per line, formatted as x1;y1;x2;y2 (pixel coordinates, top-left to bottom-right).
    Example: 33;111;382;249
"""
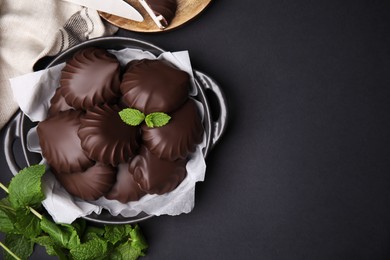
0;164;148;260
119;108;171;128
119;108;145;126
145;112;171;128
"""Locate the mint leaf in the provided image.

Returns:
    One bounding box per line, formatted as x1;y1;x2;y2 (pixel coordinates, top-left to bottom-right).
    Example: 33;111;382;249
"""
82;226;105;242
0;199;16;233
70;236;108;260
104;225;127;245
14;208;41;239
33;235;68;259
0;209;14;233
40;216;80;249
145;112;171;128
109;224;148;259
109;240;143;260
8;164;46;210
1;164;149;260
105;225;147;260
119;108;145;126
129;224;148;254
33;235;55;253
3;234;34;260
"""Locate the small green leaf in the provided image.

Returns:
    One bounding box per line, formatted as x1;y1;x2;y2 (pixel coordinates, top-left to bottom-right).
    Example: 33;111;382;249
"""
0;199;16;233
40;216;80;249
104;225;127;245
0;209;15;233
107;225;147;260
14;208;42;239
119;108;145;126
33;235;55;251
33;235;68;259
3;234;34;260
82;226;105;242
145;112;171;128
129;225;148;254
8;164;46;210
109;240;142;260
70;236;108;260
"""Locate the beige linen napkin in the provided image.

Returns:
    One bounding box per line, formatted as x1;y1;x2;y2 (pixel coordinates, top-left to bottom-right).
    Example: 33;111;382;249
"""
0;0;118;129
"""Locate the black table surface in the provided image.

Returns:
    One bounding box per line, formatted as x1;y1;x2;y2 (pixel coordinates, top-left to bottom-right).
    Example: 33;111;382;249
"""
2;1;390;259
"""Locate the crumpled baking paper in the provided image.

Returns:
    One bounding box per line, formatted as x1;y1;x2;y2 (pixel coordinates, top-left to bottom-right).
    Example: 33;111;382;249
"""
10;48;206;224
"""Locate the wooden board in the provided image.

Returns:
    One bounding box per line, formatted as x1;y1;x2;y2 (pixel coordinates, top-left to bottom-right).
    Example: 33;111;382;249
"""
99;0;212;33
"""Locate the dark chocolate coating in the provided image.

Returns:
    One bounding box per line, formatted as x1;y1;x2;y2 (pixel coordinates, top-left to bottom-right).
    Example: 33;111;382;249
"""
142;99;204;161
78;104;140;166
120;59;189;114
37;110;93;173
47;87;73;117
54;162;116;201
147;0;177;27
129;146;187;195
60;47;121;110
105;163;146;203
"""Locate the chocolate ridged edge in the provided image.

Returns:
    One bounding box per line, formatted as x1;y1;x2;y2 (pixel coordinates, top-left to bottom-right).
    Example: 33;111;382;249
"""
61;47;121;110
129;146;187;195
142;99;204;160
120;59;189;114
54;162;116;201
37;110;93;173
47;87;74;117
78;104;140;166
105;163;146;203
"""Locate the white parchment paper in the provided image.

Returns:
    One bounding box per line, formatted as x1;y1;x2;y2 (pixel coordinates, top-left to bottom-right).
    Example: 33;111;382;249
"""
10;48;206;224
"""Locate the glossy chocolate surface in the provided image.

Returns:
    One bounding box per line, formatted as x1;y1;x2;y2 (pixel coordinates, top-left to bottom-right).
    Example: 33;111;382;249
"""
37;110;93;173
47;87;73;117
78;104;140;166
37;53;203;203
61;47;121;110
120;59;189;114
142;99;204;160
54;162;116;201
105;163;146;203
147;0;177;27
129;146;187;195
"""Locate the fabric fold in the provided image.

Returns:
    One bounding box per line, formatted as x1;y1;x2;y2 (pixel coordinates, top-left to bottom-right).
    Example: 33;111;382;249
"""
0;0;117;129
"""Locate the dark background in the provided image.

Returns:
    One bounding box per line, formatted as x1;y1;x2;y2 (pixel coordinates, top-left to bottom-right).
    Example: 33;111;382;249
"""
2;0;390;259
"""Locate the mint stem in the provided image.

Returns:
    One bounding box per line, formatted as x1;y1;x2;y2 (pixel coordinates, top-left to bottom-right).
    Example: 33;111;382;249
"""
0;204;14;212
0;181;43;220
0;182;9;193
0;241;22;260
28;206;43;220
